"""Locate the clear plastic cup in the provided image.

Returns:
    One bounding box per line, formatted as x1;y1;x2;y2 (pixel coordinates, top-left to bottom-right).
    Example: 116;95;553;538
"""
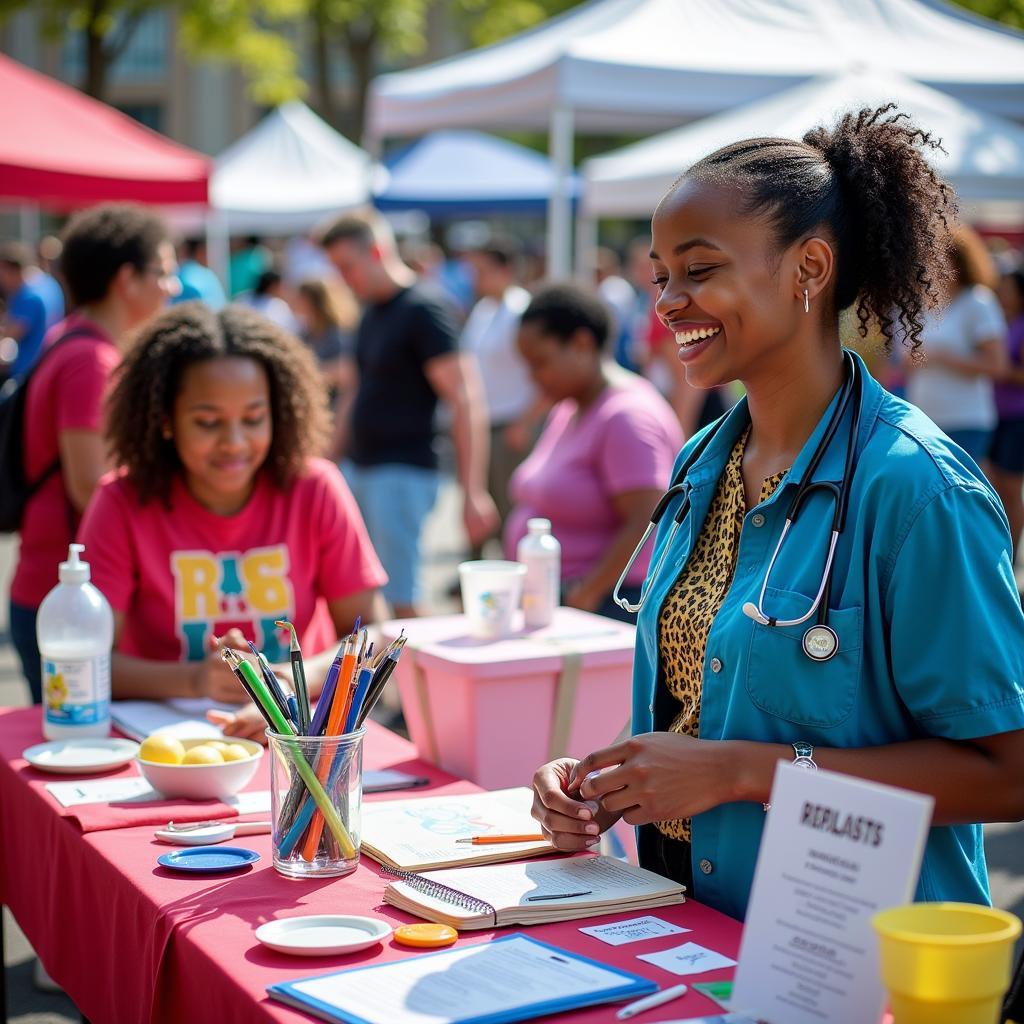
267;729;364;879
872;902;1022;1024
458;560;527;639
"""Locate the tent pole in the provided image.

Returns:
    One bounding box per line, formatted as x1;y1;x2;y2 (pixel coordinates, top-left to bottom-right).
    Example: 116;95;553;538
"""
18;204;41;247
574;213;597;286
547;105;574;279
206;210;230;293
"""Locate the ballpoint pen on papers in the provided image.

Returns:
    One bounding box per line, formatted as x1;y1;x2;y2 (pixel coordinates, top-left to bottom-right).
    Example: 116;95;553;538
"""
525;890;593;902
455;835;548;845
275;620;310;734
616;984;689;1020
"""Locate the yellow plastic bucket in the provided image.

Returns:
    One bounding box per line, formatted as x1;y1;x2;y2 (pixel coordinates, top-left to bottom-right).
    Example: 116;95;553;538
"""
872;902;1022;1024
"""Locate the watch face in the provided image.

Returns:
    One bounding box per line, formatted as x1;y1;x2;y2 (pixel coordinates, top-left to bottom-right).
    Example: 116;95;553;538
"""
793;756;817;770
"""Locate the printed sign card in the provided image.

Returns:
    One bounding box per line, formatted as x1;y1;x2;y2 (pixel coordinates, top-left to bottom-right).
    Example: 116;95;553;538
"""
732;763;933;1024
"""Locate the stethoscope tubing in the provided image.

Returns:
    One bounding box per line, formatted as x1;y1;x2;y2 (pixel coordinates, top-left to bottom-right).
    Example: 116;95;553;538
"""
613;353;861;652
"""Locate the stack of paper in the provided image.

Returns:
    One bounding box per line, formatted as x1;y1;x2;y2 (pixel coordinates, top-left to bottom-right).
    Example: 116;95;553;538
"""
385;854;686;930
360;788;555;871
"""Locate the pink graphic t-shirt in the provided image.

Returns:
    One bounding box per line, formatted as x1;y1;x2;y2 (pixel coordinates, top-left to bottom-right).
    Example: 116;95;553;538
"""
505;375;683;586
79;458;387;664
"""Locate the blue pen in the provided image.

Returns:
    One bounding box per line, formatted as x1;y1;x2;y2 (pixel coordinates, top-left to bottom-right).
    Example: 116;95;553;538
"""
287;694;300;729
310;641;345;736
343;666;374;734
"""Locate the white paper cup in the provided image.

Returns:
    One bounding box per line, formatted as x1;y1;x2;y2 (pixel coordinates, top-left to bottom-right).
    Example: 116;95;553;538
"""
458;560;527;639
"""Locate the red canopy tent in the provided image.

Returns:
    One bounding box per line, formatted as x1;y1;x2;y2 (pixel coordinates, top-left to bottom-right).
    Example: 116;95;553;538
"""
0;53;209;208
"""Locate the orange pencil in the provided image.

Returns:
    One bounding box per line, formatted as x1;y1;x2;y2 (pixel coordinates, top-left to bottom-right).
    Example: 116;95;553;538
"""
454;834;548;845
301;634;357;861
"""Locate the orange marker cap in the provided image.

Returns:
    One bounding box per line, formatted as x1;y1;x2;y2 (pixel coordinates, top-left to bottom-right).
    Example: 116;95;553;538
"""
393;923;458;948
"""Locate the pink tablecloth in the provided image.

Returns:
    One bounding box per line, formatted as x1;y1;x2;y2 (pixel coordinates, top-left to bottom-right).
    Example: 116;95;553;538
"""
0;706;743;1024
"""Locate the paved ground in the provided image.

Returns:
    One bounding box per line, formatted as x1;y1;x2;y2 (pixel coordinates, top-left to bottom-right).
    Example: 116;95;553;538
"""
2;480;1022;1020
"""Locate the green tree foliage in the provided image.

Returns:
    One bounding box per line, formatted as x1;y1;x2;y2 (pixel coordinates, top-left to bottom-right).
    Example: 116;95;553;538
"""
307;0;430;140
454;0;581;47
0;0;307;104
950;0;1024;29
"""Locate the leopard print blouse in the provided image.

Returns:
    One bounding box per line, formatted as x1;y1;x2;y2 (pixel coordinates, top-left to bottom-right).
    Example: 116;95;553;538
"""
655;427;786;841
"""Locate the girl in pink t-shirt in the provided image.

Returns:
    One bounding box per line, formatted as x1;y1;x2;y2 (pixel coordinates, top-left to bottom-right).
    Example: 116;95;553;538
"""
79;302;387;739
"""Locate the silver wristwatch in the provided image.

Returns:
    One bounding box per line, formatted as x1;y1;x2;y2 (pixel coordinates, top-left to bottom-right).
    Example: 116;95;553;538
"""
791;741;818;770
763;742;819;812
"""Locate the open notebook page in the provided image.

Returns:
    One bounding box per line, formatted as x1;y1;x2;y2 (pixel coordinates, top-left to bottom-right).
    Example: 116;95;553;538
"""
361;788;552;870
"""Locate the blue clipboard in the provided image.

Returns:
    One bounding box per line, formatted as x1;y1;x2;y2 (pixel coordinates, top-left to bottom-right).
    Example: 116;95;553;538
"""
266;932;657;1024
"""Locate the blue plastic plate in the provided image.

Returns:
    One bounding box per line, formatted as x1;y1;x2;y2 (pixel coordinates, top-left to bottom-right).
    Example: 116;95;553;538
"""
157;846;260;874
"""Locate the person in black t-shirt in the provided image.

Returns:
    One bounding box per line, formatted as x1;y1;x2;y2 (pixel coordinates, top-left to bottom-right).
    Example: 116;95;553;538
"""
322;212;497;617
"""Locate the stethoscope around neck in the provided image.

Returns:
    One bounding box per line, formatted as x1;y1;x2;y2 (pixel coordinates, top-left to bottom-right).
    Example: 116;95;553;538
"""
613;352;862;663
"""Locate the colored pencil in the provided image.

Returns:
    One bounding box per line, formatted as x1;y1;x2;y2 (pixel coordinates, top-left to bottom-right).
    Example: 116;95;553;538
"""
222;650;355;859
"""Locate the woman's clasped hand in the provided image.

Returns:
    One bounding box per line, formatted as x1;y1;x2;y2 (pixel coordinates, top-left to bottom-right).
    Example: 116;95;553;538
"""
532;733;743;848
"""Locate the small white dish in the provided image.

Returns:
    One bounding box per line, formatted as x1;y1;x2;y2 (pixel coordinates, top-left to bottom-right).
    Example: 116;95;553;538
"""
154;820;272;846
23;738;140;775
255;915;393;957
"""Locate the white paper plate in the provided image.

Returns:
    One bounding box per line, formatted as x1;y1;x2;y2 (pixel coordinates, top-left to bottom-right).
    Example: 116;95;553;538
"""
23;738;140;775
255;915;393;956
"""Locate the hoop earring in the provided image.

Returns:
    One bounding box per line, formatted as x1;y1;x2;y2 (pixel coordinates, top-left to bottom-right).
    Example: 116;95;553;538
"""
803;289;810;314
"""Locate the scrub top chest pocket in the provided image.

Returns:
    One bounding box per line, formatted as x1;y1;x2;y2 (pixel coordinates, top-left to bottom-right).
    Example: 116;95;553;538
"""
745;587;863;728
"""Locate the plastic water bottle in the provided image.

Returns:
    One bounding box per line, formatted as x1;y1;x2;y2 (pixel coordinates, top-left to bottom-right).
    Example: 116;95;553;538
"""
517;518;561;628
38;543;113;740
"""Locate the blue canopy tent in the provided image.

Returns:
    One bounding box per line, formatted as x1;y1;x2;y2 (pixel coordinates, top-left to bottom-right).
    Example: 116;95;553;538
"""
374;129;580;218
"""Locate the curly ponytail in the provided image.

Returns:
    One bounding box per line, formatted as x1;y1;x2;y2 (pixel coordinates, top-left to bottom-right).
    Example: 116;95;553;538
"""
684;104;956;353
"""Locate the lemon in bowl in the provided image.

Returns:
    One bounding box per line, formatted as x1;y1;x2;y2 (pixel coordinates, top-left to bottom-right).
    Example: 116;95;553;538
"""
136;735;263;800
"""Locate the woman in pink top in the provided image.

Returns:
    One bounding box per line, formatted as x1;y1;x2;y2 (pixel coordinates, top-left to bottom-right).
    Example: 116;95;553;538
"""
505;284;683;621
10;203;177;705
80;303;387;739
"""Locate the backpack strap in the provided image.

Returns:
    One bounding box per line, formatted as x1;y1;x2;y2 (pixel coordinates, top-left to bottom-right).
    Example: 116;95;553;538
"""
24;325;103;498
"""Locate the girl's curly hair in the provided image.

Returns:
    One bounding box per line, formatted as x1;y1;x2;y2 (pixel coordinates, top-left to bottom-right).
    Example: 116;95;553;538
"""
106;302;331;505
683;104;957;354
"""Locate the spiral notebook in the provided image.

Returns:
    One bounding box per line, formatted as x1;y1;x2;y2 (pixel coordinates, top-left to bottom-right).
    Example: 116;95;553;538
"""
383;854;686;931
267;933;657;1024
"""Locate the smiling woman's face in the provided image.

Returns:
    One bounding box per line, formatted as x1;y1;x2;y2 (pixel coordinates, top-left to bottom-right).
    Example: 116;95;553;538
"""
650;176;806;390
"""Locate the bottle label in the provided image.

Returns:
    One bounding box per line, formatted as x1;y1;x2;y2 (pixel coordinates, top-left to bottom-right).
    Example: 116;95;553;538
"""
42;654;111;726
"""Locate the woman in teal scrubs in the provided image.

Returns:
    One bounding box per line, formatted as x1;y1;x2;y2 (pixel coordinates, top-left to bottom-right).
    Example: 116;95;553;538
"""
531;105;1024;922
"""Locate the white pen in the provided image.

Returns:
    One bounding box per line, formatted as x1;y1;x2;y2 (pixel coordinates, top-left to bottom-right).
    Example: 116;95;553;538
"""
616;983;688;1020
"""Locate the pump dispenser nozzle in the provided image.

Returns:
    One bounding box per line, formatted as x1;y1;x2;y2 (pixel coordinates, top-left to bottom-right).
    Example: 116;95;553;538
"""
59;543;91;584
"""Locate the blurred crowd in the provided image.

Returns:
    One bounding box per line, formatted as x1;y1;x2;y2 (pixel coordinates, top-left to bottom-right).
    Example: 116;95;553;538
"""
1;205;1022;712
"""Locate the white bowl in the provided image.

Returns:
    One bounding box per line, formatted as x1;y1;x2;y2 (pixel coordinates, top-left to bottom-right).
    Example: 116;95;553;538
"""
137;737;264;800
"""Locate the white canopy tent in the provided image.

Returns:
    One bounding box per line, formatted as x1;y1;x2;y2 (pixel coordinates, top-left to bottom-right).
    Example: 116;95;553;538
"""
368;0;1024;275
211;100;380;236
584;68;1024;220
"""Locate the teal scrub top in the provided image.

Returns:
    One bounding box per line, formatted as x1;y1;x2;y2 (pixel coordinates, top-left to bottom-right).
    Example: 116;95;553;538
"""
631;351;1024;922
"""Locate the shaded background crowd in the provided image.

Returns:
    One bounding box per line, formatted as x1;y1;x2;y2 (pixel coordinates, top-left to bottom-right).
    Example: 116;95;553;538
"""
4;208;1024;686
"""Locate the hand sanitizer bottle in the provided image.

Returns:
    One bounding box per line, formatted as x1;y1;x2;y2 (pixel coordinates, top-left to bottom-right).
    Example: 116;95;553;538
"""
38;544;113;740
517;518;561;628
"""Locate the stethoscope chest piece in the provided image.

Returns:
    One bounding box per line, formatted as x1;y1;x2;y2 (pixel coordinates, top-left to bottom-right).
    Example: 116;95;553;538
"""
802;624;839;662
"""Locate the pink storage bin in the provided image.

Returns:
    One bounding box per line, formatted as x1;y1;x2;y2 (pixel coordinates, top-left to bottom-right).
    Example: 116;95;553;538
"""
378;607;636;792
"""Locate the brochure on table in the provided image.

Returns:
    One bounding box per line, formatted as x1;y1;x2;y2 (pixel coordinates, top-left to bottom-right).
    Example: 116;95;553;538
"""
732;762;933;1024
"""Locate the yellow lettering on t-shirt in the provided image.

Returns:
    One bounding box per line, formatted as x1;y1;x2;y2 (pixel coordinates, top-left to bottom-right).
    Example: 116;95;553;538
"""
241;547;292;613
172;553;220;619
